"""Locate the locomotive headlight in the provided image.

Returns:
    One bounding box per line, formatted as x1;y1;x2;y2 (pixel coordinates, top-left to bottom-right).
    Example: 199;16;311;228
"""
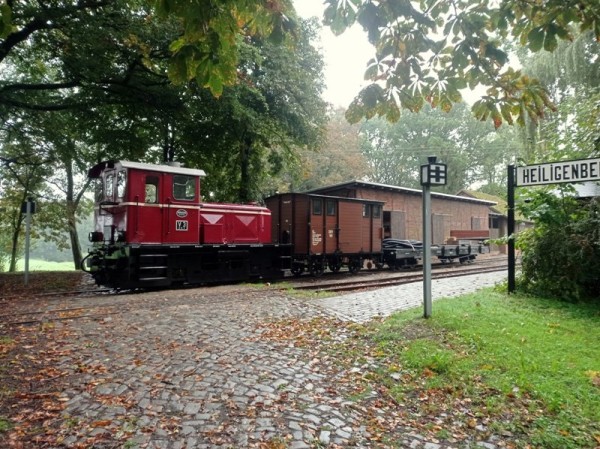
89;231;104;242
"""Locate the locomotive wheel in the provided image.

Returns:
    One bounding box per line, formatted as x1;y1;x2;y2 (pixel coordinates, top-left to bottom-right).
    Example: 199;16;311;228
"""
348;258;362;274
310;259;325;277
291;264;305;277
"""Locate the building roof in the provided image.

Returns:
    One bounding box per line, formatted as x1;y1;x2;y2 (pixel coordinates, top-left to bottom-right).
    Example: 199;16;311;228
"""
457;190;532;223
308;180;497;206
456;190;506;215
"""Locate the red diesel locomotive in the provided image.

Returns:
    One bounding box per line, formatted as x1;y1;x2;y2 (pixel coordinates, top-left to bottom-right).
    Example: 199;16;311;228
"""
82;160;292;289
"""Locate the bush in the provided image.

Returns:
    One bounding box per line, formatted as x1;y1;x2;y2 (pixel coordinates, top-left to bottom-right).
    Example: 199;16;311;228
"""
517;192;600;301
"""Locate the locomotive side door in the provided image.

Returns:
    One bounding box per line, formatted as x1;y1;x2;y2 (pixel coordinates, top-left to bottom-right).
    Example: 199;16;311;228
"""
162;173;199;244
131;173;163;244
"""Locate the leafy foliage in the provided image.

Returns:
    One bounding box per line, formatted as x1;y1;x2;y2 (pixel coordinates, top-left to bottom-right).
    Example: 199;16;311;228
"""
152;0;296;95
323;0;600;126
177;20;327;202
359;102;525;193
517;192;600;301
291;107;370;192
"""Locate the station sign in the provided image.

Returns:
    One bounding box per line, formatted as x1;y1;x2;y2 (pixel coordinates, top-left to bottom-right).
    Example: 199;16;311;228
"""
516;158;600;187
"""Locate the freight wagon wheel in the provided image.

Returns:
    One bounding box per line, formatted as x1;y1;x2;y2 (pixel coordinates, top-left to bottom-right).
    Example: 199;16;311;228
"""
309;259;325;277
348;258;362;274
328;258;342;273
291;264;305;277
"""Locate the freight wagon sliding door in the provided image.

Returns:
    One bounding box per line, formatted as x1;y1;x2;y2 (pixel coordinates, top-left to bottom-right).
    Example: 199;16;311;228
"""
338;202;363;253
324;198;339;253
309;197;325;254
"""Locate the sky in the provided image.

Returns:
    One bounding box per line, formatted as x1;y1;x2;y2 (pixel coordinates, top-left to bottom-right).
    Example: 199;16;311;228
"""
293;0;375;108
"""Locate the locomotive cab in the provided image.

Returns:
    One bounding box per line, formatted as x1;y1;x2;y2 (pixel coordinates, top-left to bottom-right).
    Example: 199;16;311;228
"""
82;160;290;289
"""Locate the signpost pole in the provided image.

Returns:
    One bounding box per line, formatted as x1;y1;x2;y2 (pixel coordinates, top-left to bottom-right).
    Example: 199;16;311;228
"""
420;156;446;318
422;182;432;318
507;165;516;293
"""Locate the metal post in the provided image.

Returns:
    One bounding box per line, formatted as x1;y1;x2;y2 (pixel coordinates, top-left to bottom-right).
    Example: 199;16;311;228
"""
24;201;32;286
423;183;432;318
507;165;516;293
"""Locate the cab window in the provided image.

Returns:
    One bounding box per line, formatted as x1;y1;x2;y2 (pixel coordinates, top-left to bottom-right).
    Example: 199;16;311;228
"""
145;176;159;203
173;175;195;201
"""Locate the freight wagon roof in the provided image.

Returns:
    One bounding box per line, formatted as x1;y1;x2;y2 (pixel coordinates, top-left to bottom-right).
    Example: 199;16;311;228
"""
265;192;384;204
88;160;206;178
308;181;497;206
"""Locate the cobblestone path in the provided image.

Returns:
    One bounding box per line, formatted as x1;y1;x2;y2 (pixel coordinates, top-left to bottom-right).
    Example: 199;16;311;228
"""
12;273;511;449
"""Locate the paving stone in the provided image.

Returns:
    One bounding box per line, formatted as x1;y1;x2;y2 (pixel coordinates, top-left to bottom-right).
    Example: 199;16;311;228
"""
319;430;331;445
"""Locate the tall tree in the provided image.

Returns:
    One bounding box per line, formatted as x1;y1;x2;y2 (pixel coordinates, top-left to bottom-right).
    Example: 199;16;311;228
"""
293;107;370;192
0;125;51;271
358;102;524;193
519;30;600;162
177;19;328;202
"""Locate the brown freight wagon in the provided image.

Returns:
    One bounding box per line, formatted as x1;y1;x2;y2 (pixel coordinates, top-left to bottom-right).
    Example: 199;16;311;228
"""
265;193;384;276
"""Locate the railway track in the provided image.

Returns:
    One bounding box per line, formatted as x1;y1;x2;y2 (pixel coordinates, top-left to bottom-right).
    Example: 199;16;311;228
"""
290;264;507;293
0;258;511;327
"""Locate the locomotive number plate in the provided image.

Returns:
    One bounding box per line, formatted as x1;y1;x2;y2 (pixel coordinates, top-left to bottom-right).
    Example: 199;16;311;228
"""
176;220;189;231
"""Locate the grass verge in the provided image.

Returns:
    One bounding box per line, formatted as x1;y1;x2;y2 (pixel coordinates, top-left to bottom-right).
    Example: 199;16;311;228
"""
345;290;600;448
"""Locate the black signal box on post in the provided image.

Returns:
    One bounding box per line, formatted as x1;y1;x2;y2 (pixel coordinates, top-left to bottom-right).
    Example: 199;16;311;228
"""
420;158;447;186
21;199;36;214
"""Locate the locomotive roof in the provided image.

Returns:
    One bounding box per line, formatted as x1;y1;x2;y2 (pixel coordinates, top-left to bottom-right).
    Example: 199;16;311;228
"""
308;180;497;206
88;160;206;178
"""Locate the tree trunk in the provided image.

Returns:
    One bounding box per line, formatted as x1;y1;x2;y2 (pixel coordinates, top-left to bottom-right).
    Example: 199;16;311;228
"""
9;220;21;272
64;160;84;270
239;138;252;203
8;195;27;272
67;200;83;270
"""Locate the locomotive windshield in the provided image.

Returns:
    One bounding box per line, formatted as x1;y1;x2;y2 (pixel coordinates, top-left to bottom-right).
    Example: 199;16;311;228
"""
105;172;115;200
116;170;126;200
101;169;126;202
94;179;103;202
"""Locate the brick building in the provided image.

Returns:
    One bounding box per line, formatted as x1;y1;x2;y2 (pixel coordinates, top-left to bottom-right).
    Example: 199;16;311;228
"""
309;181;496;245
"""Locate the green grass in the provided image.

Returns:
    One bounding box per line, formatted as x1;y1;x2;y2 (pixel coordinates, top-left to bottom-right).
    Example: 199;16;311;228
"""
359;290;600;449
15;259;75;271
